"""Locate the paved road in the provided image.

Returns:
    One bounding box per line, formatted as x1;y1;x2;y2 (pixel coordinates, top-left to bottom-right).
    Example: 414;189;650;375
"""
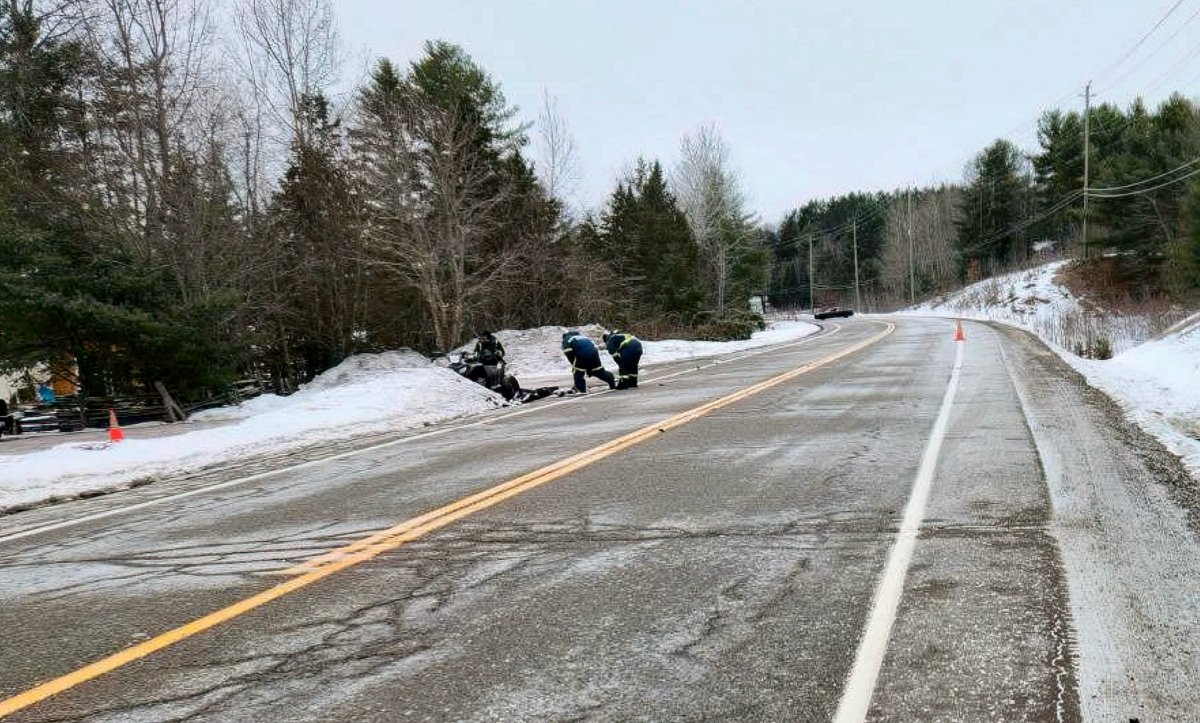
1;317;1197;722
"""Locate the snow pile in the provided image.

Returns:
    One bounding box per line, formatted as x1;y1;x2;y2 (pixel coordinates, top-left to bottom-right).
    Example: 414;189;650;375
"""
1073;315;1200;474
0;322;819;512
906;261;1091;349
0;351;505;512
643;322;820;364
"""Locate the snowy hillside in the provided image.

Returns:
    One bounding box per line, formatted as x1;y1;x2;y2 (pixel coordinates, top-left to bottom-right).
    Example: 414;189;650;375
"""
907;260;1200;477
0;321;818;512
906;260;1166;356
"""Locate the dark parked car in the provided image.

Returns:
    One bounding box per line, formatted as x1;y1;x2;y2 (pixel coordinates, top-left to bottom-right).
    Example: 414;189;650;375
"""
814;307;854;320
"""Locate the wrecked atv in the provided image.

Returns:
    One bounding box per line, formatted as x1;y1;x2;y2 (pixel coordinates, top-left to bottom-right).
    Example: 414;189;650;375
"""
442;352;522;401
434;352;561;404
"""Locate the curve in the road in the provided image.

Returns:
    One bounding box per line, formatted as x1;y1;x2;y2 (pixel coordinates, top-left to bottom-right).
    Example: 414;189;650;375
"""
0;323;843;546
0;322;894;719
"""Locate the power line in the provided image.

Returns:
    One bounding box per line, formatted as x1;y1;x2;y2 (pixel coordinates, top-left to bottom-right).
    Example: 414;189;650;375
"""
1100;3;1200;93
1094;0;1191;82
1087;165;1200;197
958;191;1084;258
1087;155;1200;192
1141;37;1200;96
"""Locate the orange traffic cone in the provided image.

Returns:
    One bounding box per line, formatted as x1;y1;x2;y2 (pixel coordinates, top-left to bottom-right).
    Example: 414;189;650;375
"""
954;319;966;342
107;408;125;442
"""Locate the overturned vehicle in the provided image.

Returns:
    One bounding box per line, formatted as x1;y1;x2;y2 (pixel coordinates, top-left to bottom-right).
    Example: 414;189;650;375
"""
436;352;557;404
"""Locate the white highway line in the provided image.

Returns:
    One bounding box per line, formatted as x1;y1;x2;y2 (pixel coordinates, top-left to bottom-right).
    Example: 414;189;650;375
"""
833;336;966;723
0;323;847;545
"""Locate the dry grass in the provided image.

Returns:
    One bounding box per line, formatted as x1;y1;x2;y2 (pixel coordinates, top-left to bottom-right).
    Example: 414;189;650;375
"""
1046;258;1198;357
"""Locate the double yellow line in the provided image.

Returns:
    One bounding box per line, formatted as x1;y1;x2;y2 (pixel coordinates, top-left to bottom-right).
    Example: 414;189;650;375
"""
0;323;893;718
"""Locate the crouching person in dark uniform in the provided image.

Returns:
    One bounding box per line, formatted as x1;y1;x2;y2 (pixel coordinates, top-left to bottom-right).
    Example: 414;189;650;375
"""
562;330;616;393
603;329;643;389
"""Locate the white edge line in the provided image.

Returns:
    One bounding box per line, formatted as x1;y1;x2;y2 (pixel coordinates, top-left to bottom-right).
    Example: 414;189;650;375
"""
833;339;966;723
1;323;846;544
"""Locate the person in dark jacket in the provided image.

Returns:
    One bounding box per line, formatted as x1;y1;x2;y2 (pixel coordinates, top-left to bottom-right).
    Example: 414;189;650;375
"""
561;330;616;393
603;329;643;389
472;331;506;387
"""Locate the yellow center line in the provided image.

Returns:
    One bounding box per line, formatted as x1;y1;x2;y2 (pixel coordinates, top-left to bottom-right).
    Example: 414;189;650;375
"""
0;322;894;719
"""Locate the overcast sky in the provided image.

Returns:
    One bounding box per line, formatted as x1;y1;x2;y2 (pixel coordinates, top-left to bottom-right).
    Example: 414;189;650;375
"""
333;1;1199;224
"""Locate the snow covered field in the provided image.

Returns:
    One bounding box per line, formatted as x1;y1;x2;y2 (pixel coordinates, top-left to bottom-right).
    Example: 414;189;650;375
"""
0;321;818;512
906;260;1200;478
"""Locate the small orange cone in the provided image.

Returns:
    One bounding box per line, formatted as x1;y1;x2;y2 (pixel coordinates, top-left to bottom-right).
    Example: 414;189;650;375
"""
954;319;966;342
108;408;125;442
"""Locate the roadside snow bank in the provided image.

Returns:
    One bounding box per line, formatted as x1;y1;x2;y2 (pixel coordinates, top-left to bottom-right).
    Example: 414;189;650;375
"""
0;351;504;511
1070;318;1200;475
0;323;820;513
905;260;1089;347
905;259;1190;356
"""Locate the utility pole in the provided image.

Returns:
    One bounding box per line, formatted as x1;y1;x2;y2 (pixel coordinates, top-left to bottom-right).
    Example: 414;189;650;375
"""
807;233;814;313
906;188;915;305
852;218;862;311
1082;80;1091;260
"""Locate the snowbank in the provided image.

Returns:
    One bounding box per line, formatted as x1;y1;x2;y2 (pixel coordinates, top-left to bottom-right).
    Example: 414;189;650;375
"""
0;351;506;512
1071;316;1200;475
905;261;1088;348
0;323;819;512
905;260;1189;356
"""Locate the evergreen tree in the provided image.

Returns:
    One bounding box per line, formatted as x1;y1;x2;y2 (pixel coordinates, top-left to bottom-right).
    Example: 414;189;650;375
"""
1090;95;1200;271
957;139;1032;276
269;93;366;379
598;159;701;323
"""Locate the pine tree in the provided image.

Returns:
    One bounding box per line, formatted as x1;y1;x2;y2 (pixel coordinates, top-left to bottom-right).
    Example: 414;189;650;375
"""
269;93;366;379
598;159;701;324
957;139;1031;276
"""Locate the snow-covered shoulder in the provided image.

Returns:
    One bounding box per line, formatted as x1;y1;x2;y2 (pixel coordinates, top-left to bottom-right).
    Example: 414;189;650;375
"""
0;322;819;513
0;351;505;512
903;259;1200;479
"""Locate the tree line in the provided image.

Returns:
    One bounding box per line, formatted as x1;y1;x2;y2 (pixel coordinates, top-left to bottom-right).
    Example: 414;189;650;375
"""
764;94;1200;311
0;0;764;407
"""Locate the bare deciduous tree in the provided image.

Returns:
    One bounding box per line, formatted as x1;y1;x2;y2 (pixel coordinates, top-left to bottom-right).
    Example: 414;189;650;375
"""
354;86;521;350
536;88;580;212
672;123;751;311
879;186;963;304
78;0;243;301
232;0;338;153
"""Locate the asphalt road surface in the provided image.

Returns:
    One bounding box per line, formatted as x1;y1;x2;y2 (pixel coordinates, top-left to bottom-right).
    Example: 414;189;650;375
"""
2;317;1198;722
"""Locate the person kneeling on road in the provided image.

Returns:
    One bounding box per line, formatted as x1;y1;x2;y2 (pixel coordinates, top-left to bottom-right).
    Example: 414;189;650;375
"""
561;330;616;393
603;329;642;389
